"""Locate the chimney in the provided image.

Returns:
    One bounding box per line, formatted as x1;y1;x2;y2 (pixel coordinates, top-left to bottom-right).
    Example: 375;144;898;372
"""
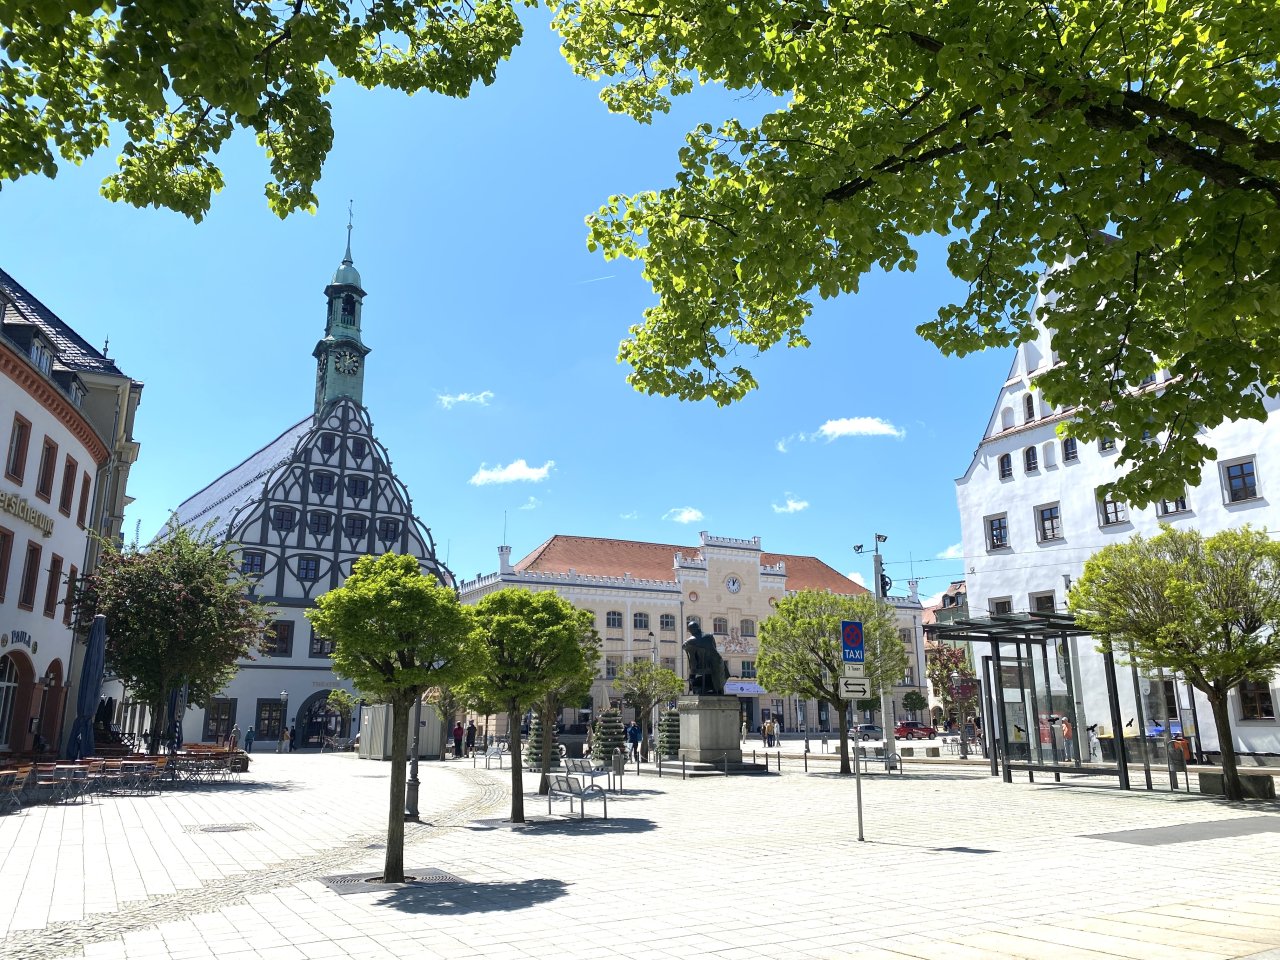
498;545;512;574
908;579;920;602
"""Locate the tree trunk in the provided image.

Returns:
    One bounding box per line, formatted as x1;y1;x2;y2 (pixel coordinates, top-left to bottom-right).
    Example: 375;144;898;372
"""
640;704;651;762
508;707;525;823
384;696;409;883
1208;693;1243;802
147;698;166;754
837;699;851;775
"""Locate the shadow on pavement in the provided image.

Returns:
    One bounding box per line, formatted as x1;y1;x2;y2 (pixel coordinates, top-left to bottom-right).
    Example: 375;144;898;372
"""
376;877;568;914
465;816;656;835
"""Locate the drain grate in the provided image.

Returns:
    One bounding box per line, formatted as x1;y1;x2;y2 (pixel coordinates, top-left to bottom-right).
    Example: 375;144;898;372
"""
318;869;465;896
182;823;261;834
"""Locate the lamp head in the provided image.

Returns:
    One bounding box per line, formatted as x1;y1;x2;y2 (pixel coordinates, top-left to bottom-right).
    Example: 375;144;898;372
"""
853;544;864;554
875;533;888;543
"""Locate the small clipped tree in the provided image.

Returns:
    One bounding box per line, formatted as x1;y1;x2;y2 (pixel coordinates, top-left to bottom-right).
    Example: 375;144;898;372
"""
307;554;474;883
465;588;596;823
325;689;358;738
901;691;929;717
592;708;626;762
759;591;906;775
613;660;684;761
1072;525;1280;803
525;713;560;770
657;709;680;759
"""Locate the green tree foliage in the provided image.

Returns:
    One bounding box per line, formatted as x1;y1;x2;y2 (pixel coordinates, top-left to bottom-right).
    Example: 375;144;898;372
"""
613;659;683;761
926;644;978;722
1;0;523;220
757;591;906;774
901;690;929;715
75;524;268;751
307;554;473;882
464;588;596;822
1071;525;1280;802
552;0;1280;505
325;688;358;738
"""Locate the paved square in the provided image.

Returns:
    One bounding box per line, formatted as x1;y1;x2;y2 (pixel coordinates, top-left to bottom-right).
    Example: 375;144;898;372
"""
2;753;1278;959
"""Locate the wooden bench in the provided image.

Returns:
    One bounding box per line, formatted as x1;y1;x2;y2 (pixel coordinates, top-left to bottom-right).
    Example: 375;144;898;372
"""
547;774;608;819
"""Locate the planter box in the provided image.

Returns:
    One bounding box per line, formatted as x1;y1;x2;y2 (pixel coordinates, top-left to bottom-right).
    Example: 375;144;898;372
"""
925;747;941;758
1199;770;1276;800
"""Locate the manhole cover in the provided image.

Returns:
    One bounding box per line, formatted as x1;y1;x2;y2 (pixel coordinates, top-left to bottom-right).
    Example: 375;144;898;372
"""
318;869;465;896
182;823;261;834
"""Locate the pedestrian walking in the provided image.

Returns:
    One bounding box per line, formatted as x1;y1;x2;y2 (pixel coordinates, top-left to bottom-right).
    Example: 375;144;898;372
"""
465;720;477;757
289;724;298;751
277;727;289;753
452;721;464;758
228;724;241;751
741;720;747;744
626;721;642;761
244;727;255;753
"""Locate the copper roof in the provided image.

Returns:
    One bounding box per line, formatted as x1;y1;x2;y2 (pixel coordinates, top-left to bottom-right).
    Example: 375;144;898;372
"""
515;534;867;595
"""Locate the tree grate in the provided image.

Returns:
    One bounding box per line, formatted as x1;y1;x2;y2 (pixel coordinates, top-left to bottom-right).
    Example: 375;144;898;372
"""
318;869;465;896
182;823;261;834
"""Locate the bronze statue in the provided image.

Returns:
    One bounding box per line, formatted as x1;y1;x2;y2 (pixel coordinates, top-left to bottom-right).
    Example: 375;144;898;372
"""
684;621;729;696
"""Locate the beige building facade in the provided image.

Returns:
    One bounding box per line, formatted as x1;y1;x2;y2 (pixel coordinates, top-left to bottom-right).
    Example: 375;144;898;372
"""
459;531;928;736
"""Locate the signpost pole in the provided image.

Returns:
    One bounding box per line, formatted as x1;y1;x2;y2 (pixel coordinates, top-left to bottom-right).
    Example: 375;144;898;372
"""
840;621;867;841
853;721;864;842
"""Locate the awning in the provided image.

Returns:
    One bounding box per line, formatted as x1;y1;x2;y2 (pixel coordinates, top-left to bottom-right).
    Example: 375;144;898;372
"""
724;680;767;696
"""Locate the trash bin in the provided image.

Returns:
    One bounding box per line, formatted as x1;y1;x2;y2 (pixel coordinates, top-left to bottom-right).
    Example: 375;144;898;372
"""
611;752;626;782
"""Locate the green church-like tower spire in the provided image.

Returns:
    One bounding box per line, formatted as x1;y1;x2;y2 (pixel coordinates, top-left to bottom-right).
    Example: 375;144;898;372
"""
314;205;372;414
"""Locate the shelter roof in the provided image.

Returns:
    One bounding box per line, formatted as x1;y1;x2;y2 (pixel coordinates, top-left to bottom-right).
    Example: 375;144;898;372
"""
926;611;1092;644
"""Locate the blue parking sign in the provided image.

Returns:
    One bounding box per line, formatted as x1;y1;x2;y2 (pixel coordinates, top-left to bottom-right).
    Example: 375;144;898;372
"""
841;620;865;663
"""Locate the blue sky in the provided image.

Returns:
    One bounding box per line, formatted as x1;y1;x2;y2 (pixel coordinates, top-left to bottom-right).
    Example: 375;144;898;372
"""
1;12;1012;601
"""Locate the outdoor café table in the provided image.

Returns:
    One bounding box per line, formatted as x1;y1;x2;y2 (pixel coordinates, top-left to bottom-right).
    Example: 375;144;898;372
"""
119;759;152;794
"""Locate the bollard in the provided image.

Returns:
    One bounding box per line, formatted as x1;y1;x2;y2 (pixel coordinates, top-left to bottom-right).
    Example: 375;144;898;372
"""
804;751;808;773
658;754;663;778
682;757;687;781
723;753;729;777
752;750;757;764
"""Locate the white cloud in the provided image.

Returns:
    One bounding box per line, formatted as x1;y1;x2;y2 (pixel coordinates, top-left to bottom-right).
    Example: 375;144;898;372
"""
771;496;810;515
921;589;947;608
776;437;791;453
619;511;639;520
814;417;906;440
936;542;964;560
663;506;704;524
846;571;867;588
468;459;554;485
519;496;541;511
438;390;494;409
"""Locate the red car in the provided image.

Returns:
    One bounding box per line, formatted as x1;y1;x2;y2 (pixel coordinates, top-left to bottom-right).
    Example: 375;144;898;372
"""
894;721;936;740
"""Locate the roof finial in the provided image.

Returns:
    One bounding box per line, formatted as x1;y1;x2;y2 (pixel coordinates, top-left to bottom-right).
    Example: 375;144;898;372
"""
344;199;353;264
101;337;109;358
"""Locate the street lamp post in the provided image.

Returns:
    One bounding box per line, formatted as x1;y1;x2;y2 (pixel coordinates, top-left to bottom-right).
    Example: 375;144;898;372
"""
280;690;288;751
34;674;53;754
856;533;896;769
405;694;422;821
647;631;656;761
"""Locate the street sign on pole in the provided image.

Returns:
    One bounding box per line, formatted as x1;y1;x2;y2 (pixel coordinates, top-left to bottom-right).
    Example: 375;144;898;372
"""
838;676;871;700
841;620;865;663
842;662;866;679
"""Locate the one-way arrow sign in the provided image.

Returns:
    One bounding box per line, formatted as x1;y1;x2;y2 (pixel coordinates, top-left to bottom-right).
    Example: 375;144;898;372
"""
838;676;871;700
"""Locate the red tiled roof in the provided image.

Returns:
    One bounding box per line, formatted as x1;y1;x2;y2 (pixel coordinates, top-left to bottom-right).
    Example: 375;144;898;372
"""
514;534;867;595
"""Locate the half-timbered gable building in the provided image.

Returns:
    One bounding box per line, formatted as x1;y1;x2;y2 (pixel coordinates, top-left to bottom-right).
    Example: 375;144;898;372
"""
164;230;450;749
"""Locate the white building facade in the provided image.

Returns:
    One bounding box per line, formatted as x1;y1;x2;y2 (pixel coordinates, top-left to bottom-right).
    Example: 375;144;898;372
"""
162;237;450;749
0;269;142;757
957;285;1280;757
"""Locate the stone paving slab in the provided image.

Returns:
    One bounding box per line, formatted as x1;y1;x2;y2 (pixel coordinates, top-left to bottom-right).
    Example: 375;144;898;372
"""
1;753;1279;959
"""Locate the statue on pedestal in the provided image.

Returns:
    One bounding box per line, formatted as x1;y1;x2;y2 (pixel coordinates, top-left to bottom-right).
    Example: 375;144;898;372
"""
684;621;729;696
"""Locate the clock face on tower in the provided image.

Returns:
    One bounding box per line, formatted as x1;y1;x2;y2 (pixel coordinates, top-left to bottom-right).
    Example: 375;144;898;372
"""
334;351;360;376
726;575;742;594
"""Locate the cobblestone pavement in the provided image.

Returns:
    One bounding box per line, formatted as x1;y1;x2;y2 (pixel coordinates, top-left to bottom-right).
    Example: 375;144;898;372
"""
2;753;1279;959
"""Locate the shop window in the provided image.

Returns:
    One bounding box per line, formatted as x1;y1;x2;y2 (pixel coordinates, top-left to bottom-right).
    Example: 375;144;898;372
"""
202;698;237;743
1239;681;1275;721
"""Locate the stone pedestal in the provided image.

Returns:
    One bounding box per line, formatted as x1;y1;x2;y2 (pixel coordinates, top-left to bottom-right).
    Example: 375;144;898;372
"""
678;695;743;764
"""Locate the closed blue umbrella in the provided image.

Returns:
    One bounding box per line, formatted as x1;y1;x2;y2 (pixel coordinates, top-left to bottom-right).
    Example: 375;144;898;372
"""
66;614;107;760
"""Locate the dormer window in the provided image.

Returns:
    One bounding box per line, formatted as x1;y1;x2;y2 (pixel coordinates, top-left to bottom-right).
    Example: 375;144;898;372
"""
29;337;53;376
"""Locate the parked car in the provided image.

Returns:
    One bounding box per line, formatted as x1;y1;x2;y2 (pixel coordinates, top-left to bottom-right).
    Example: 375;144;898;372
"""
849;724;884;741
895;721;936;740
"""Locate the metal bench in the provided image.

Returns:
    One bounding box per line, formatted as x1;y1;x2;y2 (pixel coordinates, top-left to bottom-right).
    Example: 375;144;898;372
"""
321;736;354;752
547;774;608;819
476;743;507;770
563;756;614;791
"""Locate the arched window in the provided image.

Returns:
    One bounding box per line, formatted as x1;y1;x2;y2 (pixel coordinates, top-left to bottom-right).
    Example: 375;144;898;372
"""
341;294;356;324
1000;407;1014;430
686;616;702;632
1024;447;1039;472
633;612;649;630
712;616;729;635
1024;394;1035;421
606;610;623;629
998;454;1013;479
740;619;756;637
1062;438;1078;462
